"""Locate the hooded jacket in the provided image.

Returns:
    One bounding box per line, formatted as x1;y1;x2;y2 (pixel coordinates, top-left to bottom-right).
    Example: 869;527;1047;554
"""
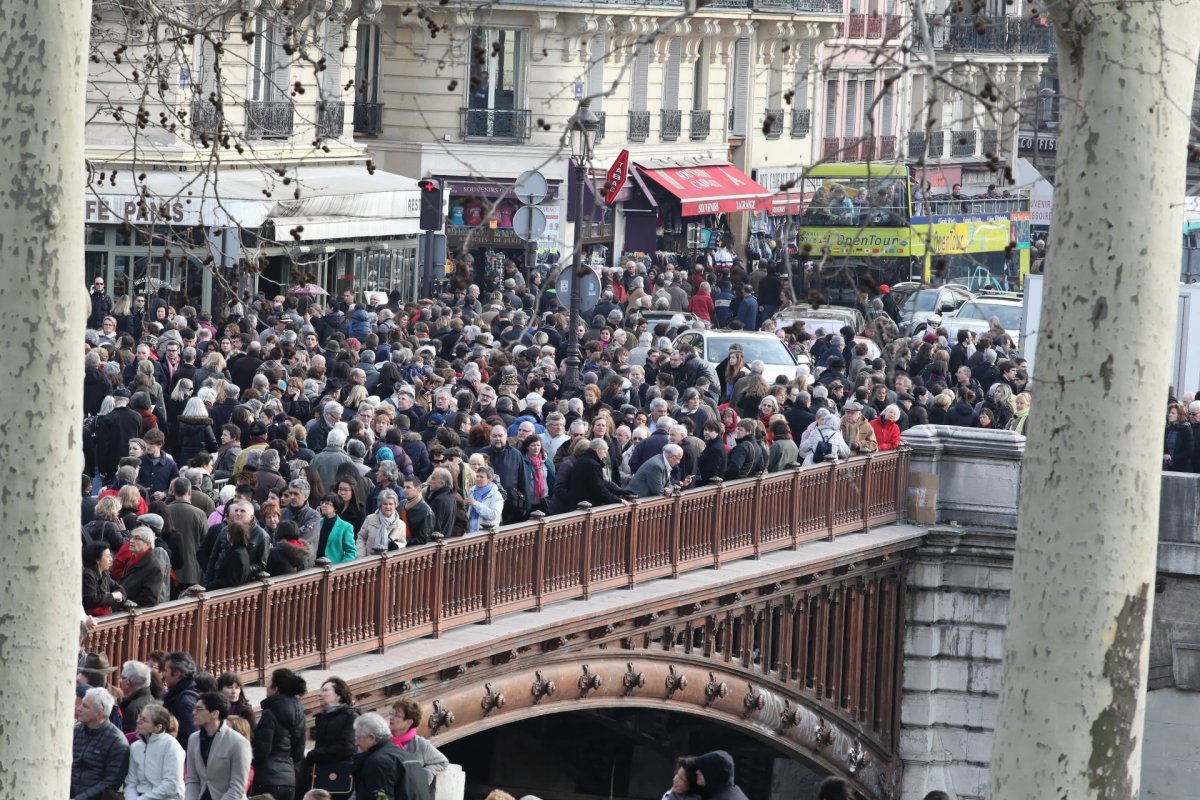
692;751;749;800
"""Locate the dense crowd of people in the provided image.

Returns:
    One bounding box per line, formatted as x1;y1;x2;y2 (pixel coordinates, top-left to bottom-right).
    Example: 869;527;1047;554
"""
81;253;1040;611
71;645;448;800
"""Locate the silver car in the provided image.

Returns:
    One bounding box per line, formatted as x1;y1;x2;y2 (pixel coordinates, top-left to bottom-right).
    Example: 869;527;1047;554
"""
673;330;810;385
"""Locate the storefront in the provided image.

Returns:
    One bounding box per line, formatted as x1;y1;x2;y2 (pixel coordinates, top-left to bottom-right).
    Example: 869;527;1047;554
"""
441;176;563;280
633;160;771;258
84;164;423;313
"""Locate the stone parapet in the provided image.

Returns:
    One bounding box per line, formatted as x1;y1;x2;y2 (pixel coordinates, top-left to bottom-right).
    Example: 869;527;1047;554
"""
901;426;1024;529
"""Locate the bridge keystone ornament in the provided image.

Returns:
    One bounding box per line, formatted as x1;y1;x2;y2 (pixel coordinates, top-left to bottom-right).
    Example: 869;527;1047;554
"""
780;699;801;729
428;700;455;735
742;683;766;715
530;671;556;704
813;717;833;750
664;665;688;698
578;664;602;695
847;740;869;774
480;682;506;716
704;672;729;704
623;662;646;693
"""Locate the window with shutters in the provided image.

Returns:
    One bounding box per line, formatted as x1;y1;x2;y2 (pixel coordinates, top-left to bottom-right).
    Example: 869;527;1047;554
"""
792;42;811;111
843;79;857;138
355;22;382;104
587;34;605;111
468;27;526;111
729;37;750;136
824;78;838;137
880;75;895;136
317;20;346;139
862;78;875;136
663;37;681;110
692;41;708;109
631;47;649;112
249;18;288;102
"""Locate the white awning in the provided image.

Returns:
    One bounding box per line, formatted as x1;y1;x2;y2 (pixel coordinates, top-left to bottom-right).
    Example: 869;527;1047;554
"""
84;164;421;241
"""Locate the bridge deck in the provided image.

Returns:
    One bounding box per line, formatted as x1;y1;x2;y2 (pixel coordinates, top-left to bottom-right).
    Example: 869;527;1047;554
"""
246;523;926;708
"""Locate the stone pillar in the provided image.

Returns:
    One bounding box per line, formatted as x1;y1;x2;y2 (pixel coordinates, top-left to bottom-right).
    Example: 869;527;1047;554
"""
902;425;1025;528
901;528;1015;800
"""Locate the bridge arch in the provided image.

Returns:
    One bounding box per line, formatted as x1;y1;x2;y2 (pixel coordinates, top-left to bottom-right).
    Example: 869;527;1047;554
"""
410;652;900;800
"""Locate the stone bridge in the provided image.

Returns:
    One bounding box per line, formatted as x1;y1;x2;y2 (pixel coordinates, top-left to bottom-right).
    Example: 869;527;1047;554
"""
86;450;916;798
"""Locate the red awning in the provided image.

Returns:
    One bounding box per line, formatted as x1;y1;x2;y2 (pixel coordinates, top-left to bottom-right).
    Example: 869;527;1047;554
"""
759;191;806;216
637;162;770;217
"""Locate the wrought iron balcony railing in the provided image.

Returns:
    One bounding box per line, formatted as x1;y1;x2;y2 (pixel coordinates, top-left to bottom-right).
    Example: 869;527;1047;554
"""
460;108;532;142
191;98;220;142
982;128;999;156
878;135;897;160
317;100;345;140
353;101;383;136
764;108;784;139
950;129;977;157
246;100;294;140
927;130;946;158
595;111;606;143
690;110;711;141
791;108;811;139
661;109;682;142
937;15;1056;54
629;110;650;143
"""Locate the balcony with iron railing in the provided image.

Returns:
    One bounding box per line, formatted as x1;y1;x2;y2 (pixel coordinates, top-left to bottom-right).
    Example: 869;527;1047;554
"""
791;108;811;138
661;109;681;142
908;131;926;160
190;98;220;142
460;108;532;142
846;136;870;160
884;14;903;39
710;0;843;10
246;100;295;140
595;111;606;142
982;128;998;156
353;101;383;136
866;13;883;38
317;100;345;140
690;109;711;141
950;129;977;157
764;108;784;139
927;130;946;158
629;110;650;143
848;12;866;37
936;15;1056;54
823;136;841;161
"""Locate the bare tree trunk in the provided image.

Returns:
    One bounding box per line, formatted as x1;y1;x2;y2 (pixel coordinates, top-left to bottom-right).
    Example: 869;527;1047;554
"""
989;4;1200;798
0;0;89;797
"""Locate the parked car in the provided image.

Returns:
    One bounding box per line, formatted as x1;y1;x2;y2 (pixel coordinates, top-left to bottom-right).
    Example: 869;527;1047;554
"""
673;330;810;384
771;304;867;336
940;293;1024;347
890;282;975;335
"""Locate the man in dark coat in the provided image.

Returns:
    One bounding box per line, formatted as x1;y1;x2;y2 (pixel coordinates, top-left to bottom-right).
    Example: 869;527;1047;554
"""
403;476;436;545
94;389;143;480
352;713;432;800
83;352;112;417
87;278;113;329
785;391;817;441
164;478;207;589
161;651;200;747
566;439;631;510
71;686;129;800
426;468;461;537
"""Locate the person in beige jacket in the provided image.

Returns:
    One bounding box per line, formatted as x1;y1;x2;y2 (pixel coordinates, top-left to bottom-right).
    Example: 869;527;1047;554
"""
357;489;407;556
185;692;251;800
839;401;878;456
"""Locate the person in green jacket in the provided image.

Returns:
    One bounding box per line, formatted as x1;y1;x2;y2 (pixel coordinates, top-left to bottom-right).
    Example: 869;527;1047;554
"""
316;494;358;564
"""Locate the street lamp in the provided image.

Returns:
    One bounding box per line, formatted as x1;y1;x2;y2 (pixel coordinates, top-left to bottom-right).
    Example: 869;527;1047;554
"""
562;99;600;396
1032;87;1056;176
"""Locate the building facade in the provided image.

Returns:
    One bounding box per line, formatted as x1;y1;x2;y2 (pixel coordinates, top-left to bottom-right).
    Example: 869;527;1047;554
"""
85;0;423;312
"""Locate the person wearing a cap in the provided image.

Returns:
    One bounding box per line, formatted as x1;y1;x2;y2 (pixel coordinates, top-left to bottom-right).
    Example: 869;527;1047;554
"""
840;401;878;456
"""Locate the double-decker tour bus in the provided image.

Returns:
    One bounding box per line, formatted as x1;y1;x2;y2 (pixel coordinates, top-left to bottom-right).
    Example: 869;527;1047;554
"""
792;163;1031;303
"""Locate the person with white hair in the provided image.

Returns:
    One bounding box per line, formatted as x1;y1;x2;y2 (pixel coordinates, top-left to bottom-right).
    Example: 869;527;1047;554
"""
312;426;353;494
798;407;851;465
352;713;430;800
870;404;903;451
71;686;130;800
306;400;344;453
118;660;155;735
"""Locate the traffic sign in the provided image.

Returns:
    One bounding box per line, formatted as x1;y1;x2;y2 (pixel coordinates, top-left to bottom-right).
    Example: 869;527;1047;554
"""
512;206;547;242
514;170;548;206
558;267;601;315
604;150;630;205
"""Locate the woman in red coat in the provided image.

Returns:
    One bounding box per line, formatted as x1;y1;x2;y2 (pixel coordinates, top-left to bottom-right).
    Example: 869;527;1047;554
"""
870;404;903;451
688;281;716;323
